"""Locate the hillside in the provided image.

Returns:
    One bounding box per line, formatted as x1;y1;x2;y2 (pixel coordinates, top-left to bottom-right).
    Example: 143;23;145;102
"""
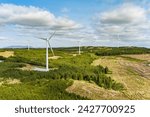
0;47;150;99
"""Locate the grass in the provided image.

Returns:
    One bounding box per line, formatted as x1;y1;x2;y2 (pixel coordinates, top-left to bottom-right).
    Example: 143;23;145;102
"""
0;79;86;100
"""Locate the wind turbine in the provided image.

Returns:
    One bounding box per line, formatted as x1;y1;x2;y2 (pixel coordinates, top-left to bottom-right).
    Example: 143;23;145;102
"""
77;38;86;55
77;40;81;55
62;38;83;55
16;34;32;50
117;33;120;47
37;31;56;71
27;39;30;50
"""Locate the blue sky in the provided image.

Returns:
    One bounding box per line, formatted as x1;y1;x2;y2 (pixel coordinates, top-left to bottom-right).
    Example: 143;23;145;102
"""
0;0;150;48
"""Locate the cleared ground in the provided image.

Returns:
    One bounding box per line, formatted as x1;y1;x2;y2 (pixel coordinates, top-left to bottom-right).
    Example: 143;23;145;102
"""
48;56;62;59
0;51;14;58
20;64;34;71
121;54;150;62
66;80;128;100
67;54;150;99
0;78;21;86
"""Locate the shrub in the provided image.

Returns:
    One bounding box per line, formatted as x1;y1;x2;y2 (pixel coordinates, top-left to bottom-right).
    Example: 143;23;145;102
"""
104;66;109;74
0;56;6;60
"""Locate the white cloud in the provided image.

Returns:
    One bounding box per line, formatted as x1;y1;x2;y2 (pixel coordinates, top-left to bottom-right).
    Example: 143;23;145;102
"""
0;3;149;48
94;3;150;44
0;3;81;29
99;3;146;25
0;3;85;48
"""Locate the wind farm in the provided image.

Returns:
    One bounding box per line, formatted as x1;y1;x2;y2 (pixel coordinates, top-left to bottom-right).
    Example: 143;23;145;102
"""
0;44;150;100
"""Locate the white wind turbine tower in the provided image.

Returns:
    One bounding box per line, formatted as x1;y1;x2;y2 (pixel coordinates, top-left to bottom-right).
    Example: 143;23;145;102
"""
37;31;56;71
77;40;82;55
64;38;84;55
27;39;30;50
17;34;31;50
75;38;84;55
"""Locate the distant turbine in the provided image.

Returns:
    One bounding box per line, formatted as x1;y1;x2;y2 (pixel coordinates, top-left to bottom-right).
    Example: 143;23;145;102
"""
37;31;56;71
27;39;30;50
76;39;84;55
77;40;81;55
16;34;32;50
117;33;120;47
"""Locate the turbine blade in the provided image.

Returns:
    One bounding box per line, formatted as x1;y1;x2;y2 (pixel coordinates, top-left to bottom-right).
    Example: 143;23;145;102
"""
36;37;47;41
48;42;55;56
48;31;56;40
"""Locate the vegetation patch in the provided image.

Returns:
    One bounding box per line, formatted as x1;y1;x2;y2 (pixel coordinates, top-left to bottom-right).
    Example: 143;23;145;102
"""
95;47;150;56
0;79;86;100
0;56;6;60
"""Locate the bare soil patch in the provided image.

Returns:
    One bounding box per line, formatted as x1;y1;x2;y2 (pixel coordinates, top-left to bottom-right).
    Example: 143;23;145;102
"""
122;54;150;62
6;79;21;85
66;80;127;100
49;56;62;59
72;54;77;57
0;78;21;86
118;60;150;79
0;51;14;58
20;64;58;71
20;64;34;71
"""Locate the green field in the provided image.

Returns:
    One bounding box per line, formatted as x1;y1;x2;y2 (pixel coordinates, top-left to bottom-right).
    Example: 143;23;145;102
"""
0;46;150;100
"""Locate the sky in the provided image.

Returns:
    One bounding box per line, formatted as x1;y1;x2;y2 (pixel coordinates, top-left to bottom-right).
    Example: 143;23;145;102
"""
0;0;150;48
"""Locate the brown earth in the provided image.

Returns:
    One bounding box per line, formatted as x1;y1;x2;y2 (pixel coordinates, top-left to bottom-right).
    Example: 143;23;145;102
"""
66;80;128;100
122;54;150;62
20;64;34;71
0;51;14;58
49;56;62;59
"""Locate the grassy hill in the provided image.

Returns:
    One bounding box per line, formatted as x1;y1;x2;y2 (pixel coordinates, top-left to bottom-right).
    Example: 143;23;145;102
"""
0;46;149;99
